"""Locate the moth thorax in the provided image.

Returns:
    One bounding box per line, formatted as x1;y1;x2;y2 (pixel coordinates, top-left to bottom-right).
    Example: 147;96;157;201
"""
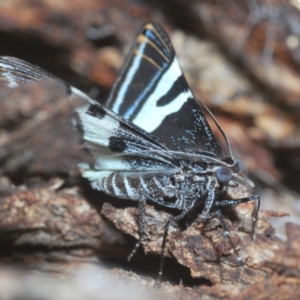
215;166;233;184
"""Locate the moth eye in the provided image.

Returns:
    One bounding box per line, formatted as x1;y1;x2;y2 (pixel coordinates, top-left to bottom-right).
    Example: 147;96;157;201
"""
215;166;232;184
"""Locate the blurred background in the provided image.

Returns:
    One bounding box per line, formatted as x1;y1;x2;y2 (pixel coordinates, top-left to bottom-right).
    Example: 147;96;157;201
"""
0;0;300;299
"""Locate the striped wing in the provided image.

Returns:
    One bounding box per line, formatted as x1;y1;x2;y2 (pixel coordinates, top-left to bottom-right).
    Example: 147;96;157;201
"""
0;56;178;173
106;22;223;158
74;102;178;171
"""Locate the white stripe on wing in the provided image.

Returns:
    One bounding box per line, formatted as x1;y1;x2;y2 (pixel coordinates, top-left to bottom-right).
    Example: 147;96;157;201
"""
132;58;192;132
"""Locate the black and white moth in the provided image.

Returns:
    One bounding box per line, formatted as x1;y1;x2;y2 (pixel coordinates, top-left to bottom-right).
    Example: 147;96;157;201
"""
0;22;260;282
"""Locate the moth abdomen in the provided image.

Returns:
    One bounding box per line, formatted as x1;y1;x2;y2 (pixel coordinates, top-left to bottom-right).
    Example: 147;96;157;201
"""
85;170;176;203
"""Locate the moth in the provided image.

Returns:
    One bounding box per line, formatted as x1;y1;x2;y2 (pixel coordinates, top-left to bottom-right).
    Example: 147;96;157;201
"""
0;22;260;282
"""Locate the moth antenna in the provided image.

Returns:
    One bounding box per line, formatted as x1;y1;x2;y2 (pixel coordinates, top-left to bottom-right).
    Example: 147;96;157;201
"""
201;101;234;161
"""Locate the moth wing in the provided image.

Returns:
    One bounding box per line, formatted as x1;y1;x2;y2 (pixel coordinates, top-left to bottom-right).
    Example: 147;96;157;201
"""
106;22;223;158
74;102;179;172
0;56;94;103
0;56;68;88
0;56;178;172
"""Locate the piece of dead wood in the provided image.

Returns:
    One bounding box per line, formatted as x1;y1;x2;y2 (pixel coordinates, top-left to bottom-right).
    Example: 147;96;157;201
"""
0;1;300;299
0;172;289;286
0;175;127;265
102;201;286;285
0;180;299;300
192;222;300;300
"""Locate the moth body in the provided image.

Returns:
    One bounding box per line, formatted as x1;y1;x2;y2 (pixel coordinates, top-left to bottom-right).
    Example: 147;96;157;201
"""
0;22;260;283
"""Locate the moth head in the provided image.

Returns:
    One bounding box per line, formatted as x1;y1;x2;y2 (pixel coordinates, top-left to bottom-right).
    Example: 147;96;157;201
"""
216;157;254;190
216;160;255;205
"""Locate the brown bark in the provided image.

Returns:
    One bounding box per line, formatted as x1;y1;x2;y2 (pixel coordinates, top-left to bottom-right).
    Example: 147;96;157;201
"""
0;0;300;299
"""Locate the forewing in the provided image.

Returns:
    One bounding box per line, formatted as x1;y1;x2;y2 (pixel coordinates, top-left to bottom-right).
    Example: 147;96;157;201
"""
106;22;223;157
0;56;177;174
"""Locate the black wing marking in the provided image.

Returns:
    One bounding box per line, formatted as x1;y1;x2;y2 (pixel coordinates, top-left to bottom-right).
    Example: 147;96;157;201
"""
105;22;223;157
74;102;180;172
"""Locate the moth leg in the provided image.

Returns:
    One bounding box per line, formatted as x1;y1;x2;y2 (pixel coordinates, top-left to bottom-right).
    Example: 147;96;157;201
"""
141;192;182;209
127;193;147;261
200;209;244;264
157;208;190;284
214;194;260;239
199;194;260;263
198;178;245;264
